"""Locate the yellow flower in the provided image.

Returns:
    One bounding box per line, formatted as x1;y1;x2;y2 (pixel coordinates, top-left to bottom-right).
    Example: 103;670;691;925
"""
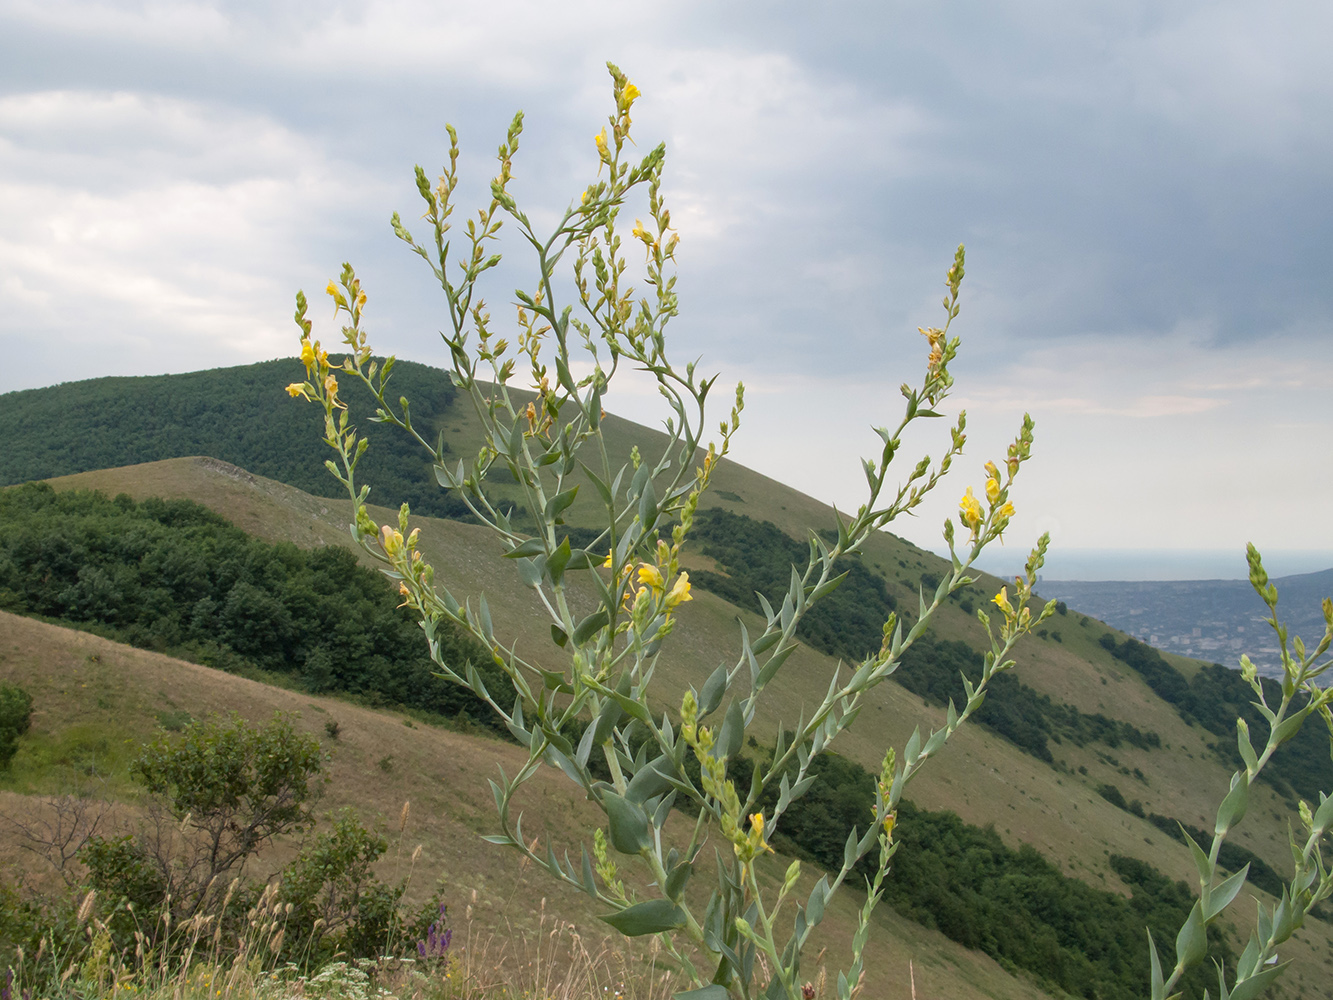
300;337;316;368
324;373;339;397
738;812;775;861
602;550;614;568
958;487;982;530
664;572;692;610
285;383;306;398
594;129;610;162
637;564;664;592
631;219;651;244
984;460;1000;483
985;477;1001;504
992;587;1013;614
621;81;641;108
996;501;1015;520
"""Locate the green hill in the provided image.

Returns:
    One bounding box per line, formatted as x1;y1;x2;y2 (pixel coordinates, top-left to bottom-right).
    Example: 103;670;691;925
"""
3;360;1333;999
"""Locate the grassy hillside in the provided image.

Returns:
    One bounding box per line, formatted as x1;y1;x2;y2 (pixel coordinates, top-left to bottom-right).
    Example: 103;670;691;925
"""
0;610;1056;1000
4;357;1333;996
14;457;1333;999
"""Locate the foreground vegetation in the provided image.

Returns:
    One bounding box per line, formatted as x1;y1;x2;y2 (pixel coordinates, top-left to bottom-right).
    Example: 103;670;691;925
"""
4;64;1332;1000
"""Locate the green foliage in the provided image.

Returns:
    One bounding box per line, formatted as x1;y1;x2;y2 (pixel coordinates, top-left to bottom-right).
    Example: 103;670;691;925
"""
0;680;33;769
81;713;324;920
279;809;409;965
757;749;1227;1000
1100;635;1333;800
0;359;473;522
79;834;169;912
687;508;895;663
0;481;504;732
290;66;1060;999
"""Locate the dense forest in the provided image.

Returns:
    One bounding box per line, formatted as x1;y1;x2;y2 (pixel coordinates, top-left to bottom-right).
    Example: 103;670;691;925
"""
689;508;1161;764
1099;635;1333;801
0;358;472;521
0;483;503;730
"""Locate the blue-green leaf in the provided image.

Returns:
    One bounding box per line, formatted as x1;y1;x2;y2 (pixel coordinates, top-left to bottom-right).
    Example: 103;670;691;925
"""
673;986;729;1000
545;487;579;521
602;791;651;854
600;899;686;936
1175;901;1207;970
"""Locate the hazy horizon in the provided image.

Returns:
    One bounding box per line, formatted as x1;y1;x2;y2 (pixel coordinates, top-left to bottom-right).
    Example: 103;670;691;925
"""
966;547;1333;583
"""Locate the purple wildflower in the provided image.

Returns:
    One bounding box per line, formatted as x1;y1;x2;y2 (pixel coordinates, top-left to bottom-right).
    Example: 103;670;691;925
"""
416;903;451;962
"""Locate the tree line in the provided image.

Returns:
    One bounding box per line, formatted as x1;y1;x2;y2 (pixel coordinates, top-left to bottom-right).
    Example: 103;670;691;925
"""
0;482;502;730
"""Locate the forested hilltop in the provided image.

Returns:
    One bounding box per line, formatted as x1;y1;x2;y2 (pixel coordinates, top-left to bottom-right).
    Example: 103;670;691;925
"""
0;359;470;520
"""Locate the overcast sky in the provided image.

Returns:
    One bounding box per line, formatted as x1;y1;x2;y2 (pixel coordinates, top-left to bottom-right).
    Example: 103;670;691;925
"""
2;0;1329;580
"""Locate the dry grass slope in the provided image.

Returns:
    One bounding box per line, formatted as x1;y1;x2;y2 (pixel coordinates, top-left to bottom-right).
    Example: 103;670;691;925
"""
3;452;1330;998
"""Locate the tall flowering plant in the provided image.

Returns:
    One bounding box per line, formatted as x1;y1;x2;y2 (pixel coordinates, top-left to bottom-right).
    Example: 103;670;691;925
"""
286;64;1333;1000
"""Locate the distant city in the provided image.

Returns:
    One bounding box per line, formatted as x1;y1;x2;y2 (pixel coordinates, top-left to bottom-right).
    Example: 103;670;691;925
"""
1035;569;1333;680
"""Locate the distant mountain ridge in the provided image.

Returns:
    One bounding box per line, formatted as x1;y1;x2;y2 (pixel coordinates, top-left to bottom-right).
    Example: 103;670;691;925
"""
1038;569;1333;675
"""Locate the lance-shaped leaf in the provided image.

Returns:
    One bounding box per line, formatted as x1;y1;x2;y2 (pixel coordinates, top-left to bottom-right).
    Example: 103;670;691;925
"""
1313;791;1333;834
626;755;677;803
1215;772;1249;835
1174;900;1207;970
600;899;686;936
545;486;579;521
1227;962;1291;1000
1205;864;1250;921
547;537;573;585
602;791;651;855
673;987;729;1000
1236;718;1259;774
664;859;693;900
572;609;611;645
699;663;728;717
1147;929;1165;1000
716;699;745;761
504;537;546;559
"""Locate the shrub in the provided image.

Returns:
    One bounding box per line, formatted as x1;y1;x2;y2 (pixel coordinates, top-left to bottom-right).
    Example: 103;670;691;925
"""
0;681;33;769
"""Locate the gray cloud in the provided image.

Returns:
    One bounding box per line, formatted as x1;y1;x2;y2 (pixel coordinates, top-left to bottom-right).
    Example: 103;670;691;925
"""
1;0;1329;560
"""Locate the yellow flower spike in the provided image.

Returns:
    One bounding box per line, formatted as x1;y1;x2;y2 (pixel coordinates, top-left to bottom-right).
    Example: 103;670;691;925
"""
664;572;693;610
637;564;664;592
958;487;983;532
380;525;404;558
